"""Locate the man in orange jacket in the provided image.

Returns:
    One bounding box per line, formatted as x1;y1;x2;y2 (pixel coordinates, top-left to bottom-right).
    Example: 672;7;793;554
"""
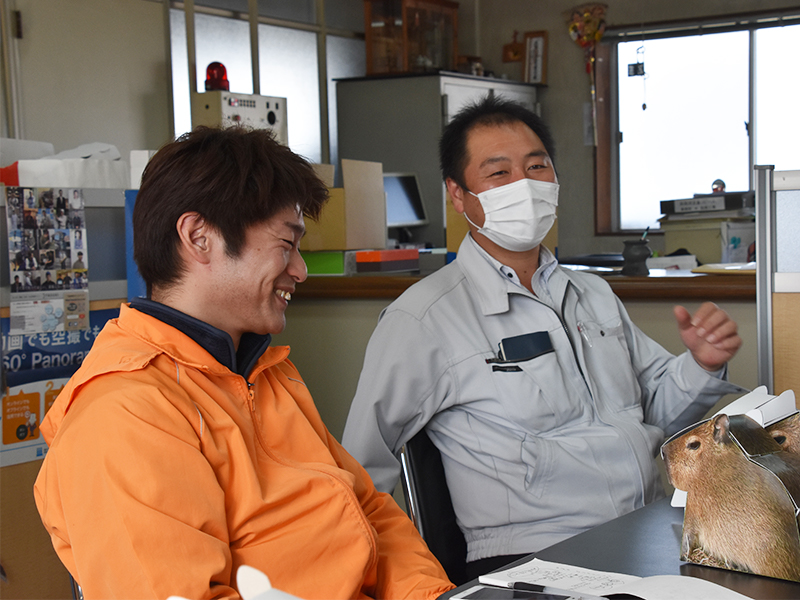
34;126;455;600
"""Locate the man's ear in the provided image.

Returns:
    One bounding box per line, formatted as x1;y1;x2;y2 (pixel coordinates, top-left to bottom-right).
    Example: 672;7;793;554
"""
446;178;466;214
176;212;213;265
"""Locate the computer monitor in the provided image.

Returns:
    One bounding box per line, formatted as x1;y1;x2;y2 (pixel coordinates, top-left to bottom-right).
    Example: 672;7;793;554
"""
383;172;428;229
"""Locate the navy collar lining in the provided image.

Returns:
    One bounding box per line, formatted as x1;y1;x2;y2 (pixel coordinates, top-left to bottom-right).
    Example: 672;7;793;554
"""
129;298;271;379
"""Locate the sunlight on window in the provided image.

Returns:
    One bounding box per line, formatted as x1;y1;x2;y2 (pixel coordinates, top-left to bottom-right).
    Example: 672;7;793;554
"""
258;25;321;163
617;32;749;230
170;9;191;138
756;24;800;171
195;14;253;95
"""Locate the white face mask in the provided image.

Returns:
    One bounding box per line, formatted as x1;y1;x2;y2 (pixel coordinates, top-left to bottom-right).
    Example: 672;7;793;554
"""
465;178;559;252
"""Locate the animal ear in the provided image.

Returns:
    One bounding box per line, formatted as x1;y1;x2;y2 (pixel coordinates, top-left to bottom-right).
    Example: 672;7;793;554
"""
713;414;730;444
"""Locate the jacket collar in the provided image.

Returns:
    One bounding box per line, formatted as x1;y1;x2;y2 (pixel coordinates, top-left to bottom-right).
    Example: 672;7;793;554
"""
129;298;272;379
455;234;566;316
40;304;288;442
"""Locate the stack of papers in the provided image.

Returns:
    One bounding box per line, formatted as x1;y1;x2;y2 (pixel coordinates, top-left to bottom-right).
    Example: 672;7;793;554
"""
450;558;751;600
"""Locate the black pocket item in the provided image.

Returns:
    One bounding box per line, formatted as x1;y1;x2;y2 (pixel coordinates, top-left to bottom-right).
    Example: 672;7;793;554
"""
498;331;554;362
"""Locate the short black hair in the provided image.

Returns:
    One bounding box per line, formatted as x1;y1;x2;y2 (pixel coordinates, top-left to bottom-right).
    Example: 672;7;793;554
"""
439;95;556;190
133;126;329;295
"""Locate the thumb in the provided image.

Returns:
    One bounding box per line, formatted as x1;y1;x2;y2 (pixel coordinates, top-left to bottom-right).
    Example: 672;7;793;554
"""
673;305;692;331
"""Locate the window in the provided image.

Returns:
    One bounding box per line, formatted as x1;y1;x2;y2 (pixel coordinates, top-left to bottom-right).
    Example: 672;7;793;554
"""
597;10;800;233
169;1;365;165
257;24;321;162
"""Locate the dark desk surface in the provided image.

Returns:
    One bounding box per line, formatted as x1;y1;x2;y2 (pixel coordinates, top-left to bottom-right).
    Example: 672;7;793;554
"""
446;498;800;599
294;272;755;302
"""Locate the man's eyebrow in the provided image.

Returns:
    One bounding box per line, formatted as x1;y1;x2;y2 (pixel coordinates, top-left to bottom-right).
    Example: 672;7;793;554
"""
479;155;510;168
284;220;306;237
478;149;549;169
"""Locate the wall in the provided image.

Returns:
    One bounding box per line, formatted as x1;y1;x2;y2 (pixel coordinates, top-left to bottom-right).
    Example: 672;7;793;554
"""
10;0;171;161
463;0;800;257
272;297;392;440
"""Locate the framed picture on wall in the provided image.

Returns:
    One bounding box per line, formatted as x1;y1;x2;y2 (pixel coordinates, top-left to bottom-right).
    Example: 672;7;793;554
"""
524;31;548;84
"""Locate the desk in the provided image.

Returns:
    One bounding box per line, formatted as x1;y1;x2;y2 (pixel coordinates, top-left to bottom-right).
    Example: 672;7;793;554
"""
294;272;755;301
444;498;800;599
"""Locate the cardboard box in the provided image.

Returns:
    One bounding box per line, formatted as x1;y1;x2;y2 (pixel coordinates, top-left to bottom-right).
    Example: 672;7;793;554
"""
659;216;754;265
300;159;386;251
721;220;756;263
661;388;800;582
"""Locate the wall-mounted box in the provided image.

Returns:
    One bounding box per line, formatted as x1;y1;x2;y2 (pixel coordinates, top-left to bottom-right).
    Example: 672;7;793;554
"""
300;159;386;251
191;92;288;145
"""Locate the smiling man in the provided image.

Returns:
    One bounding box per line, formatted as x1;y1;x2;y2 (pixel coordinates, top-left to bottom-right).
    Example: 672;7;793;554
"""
34;127;454;600
343;96;746;578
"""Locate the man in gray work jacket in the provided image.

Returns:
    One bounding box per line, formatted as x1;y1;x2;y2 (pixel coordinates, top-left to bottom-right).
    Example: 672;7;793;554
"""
342;96;745;579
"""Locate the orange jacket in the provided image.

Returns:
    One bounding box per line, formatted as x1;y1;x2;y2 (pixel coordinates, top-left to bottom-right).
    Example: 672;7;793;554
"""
34;305;453;600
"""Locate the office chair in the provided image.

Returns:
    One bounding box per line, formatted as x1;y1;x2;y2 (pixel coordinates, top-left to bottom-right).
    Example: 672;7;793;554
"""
399;430;469;585
69;574;84;600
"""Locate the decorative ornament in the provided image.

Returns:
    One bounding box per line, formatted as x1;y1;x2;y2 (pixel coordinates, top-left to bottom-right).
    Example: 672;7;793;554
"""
566;3;607;145
502;31;524;63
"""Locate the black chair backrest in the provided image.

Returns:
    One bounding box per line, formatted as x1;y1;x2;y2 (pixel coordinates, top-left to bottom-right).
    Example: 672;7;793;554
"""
400;429;469;585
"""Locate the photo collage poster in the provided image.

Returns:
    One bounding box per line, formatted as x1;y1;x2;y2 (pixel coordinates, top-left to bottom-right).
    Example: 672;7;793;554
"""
5;186;90;335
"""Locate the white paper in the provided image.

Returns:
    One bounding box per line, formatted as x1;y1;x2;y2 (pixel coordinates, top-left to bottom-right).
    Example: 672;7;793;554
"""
478;559;752;600
479;558;639;594
609;575;752;600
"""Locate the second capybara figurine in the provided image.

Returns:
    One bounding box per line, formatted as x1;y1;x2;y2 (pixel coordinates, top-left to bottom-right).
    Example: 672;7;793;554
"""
767;412;800;455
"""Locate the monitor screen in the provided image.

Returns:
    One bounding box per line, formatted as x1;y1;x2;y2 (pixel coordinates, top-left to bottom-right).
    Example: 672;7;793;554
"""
383;173;428;228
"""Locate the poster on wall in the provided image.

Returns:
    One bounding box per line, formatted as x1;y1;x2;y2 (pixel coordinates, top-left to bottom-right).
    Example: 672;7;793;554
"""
5;186;90;335
0;308;118;466
1;374;69;466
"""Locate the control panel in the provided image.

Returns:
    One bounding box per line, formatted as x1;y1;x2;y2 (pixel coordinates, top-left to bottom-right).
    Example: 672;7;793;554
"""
190;91;288;145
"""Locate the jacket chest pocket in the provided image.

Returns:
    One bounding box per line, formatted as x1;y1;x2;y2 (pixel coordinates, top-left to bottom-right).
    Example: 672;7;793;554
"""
483;344;589;434
579;320;641;411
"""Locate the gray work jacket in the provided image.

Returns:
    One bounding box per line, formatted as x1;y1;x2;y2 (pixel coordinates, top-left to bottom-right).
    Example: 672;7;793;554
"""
343;235;745;561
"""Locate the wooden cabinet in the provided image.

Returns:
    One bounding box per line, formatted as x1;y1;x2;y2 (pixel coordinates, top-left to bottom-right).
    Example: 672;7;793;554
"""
365;0;459;75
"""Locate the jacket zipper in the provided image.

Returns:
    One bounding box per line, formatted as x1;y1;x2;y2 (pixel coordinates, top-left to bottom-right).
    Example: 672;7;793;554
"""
527;282;592;397
240;371;380;566
246;380;256;411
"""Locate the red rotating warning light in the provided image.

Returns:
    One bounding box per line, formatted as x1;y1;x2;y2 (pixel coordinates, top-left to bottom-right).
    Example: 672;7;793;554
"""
205;62;229;91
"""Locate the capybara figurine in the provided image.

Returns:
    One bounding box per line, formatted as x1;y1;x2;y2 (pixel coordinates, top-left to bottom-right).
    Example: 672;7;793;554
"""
662;413;800;581
767;412;800;455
